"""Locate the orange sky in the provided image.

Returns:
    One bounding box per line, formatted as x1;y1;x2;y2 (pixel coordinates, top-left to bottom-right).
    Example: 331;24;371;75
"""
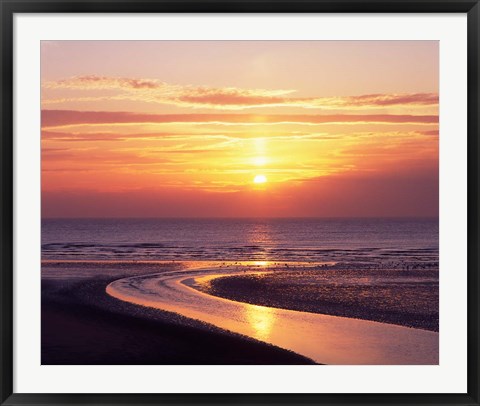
41;41;439;218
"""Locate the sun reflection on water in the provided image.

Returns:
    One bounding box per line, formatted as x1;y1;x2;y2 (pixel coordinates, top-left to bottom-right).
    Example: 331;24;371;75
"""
246;221;274;263
252;260;270;267
245;304;276;340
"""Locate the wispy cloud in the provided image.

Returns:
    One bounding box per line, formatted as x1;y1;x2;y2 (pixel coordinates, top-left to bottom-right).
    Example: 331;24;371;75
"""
44;75;166;90
43;75;438;111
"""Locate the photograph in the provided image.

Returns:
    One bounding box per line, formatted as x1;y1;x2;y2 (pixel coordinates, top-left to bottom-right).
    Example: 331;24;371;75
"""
40;40;440;366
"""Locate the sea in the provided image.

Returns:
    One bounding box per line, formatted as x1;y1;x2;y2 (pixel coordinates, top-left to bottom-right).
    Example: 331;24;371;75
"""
42;217;438;268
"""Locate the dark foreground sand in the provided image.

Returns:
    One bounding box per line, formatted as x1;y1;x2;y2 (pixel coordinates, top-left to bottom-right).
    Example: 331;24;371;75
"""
42;274;315;365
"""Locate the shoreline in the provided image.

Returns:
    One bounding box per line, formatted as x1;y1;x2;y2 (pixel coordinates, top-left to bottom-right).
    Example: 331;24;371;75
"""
194;268;439;332
42;270;316;365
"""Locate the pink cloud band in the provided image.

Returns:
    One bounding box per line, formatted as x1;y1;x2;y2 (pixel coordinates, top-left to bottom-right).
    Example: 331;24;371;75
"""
42;110;439;128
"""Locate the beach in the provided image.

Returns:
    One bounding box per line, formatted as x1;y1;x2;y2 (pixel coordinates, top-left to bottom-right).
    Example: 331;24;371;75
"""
42;259;439;365
42;261;315;365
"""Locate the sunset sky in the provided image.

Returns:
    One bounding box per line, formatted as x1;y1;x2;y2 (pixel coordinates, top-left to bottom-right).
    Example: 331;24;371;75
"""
41;41;438;218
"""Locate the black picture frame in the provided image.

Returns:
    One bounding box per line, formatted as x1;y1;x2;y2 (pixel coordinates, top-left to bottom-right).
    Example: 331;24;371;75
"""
1;1;479;405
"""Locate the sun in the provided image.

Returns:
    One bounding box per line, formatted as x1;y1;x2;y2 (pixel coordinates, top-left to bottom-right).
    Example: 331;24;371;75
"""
253;174;267;184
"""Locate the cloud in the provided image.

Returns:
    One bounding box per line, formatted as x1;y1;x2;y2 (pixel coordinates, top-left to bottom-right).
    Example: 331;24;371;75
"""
43;75;438;111
41;130;216;142
42;110;439;129
322;93;438;108
419;129;439;136
42;131;129;142
44;75;165;90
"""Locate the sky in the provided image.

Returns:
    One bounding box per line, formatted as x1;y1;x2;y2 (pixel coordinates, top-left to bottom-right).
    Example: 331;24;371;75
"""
41;41;439;218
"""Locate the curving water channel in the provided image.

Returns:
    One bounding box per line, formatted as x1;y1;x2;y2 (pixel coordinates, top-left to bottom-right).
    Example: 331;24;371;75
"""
106;267;439;365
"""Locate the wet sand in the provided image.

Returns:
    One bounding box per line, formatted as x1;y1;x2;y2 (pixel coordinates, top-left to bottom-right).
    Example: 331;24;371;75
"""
200;268;439;331
42;275;314;365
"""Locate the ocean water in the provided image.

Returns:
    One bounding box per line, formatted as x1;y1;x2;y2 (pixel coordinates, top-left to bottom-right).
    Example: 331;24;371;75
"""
42;218;438;267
